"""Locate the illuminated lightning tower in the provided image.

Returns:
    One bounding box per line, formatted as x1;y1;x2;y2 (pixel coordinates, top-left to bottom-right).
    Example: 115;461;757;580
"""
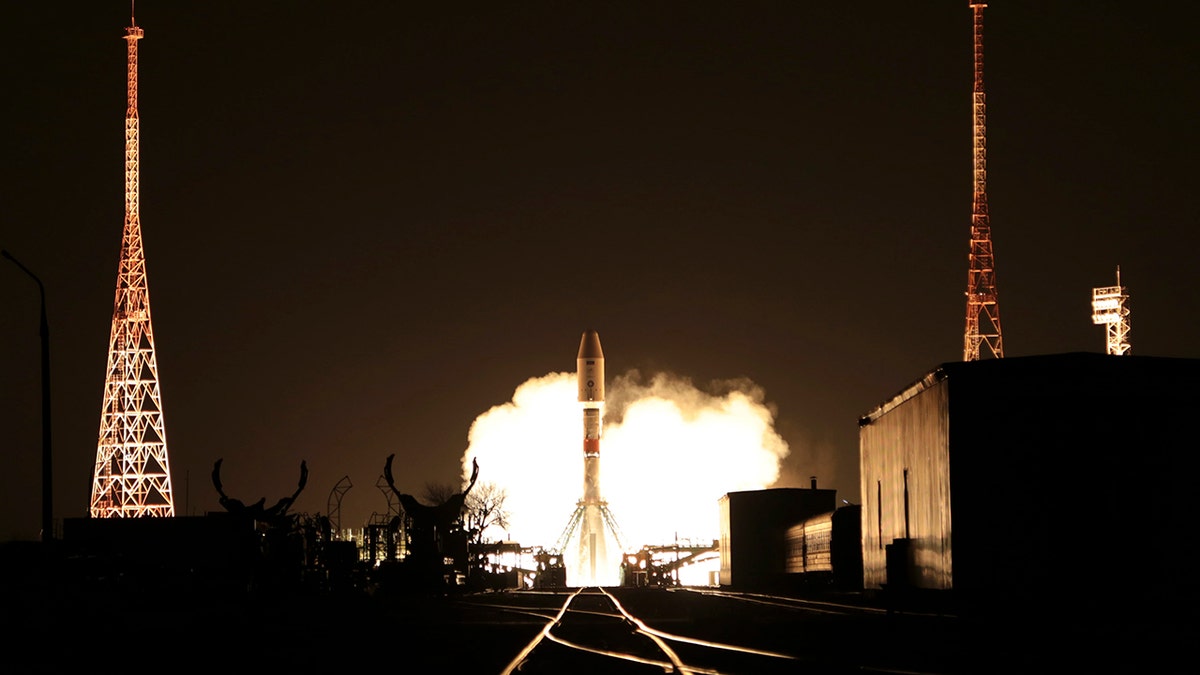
90;13;176;518
1091;267;1131;355
963;1;1004;361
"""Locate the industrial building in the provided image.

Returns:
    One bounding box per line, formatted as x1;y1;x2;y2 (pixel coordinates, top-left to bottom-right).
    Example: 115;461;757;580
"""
784;504;863;592
859;352;1200;617
718;485;836;589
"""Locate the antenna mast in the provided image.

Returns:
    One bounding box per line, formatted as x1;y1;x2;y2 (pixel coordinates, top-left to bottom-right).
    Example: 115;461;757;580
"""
90;15;176;518
1091;267;1131;355
962;1;1004;361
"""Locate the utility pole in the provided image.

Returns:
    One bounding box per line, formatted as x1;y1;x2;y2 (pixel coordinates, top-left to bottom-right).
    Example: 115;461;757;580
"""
3;249;54;540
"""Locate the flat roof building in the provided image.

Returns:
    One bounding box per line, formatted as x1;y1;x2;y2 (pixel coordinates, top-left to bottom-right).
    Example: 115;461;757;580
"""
859;352;1200;618
719;486;836;590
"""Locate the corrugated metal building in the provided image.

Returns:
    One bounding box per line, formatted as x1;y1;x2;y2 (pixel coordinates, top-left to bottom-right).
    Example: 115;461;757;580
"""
859;352;1200;616
785;504;863;591
718;486;835;589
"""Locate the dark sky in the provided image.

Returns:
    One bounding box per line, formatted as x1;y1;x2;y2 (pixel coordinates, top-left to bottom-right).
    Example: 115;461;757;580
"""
2;1;1197;542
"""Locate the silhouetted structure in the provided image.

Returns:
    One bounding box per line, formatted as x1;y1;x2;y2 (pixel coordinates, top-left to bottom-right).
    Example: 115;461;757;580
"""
532;549;567;588
383;454;479;593
859;352;1200;619
209;458;330;593
785;504;863;592
718;487;837;590
1;250;53;540
60;515;260;596
621;541;720;588
212;458;308;526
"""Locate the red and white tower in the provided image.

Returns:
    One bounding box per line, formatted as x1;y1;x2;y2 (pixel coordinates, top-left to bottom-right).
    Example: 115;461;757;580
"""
90;13;176;518
963;1;1004;361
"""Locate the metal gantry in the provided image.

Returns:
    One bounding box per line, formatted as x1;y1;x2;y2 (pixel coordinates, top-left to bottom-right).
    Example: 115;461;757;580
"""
90;16;176;518
1091;267;1131;356
963;1;1004;361
553;500;629;559
326;475;353;537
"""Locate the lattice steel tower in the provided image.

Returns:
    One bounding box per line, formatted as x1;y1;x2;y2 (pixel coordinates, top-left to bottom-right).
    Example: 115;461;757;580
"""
1091;267;1131;356
90;13;176;518
962;1;1004;361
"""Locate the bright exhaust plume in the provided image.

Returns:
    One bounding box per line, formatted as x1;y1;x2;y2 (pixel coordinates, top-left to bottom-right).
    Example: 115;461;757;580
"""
460;370;790;562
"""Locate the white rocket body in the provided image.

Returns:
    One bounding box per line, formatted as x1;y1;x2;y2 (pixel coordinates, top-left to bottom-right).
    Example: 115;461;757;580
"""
576;329;607;582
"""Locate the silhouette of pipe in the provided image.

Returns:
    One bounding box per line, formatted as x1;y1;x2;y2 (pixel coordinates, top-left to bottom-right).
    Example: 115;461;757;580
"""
3;250;53;541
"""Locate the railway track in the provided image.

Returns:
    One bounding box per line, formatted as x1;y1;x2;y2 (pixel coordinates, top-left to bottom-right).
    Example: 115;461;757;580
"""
472;586;833;674
454;586;965;674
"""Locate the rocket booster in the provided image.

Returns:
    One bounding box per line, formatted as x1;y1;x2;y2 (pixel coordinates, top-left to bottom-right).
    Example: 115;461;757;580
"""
577;329;604;460
574;329;616;584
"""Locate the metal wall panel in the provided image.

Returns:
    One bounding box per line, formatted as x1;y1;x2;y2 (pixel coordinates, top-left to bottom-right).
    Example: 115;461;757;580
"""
859;376;952;590
718;488;836;589
785;512;833;574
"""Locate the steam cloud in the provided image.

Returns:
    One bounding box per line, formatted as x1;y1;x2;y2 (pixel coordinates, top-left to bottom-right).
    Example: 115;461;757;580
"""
461;370;791;551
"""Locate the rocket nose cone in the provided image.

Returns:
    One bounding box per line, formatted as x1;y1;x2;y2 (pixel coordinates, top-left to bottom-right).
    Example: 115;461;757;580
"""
578;330;604;359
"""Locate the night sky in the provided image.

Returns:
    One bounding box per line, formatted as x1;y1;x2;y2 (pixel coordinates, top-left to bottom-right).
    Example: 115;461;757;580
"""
2;1;1196;542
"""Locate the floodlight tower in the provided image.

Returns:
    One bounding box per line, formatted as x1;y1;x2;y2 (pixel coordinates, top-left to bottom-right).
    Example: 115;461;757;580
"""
90;13;176;518
1091;267;1131;356
962;1;1004;361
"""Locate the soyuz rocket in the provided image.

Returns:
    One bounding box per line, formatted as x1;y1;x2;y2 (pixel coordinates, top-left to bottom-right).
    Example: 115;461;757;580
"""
576;329;607;581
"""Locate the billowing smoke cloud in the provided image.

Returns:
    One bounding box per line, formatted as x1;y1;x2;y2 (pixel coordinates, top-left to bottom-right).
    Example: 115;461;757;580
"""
461;370;791;553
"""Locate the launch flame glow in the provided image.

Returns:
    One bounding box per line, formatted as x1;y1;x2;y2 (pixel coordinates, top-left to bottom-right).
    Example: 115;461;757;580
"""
460;369;790;586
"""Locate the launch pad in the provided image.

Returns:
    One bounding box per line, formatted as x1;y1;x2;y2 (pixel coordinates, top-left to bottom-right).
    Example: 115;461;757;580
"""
553;498;629;585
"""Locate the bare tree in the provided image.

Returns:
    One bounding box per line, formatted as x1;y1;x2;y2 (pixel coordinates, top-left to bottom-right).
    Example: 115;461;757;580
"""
421;481;459;507
463;482;510;544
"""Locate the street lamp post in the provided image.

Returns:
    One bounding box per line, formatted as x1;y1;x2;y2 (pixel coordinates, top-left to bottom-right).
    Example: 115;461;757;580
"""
2;249;53;541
